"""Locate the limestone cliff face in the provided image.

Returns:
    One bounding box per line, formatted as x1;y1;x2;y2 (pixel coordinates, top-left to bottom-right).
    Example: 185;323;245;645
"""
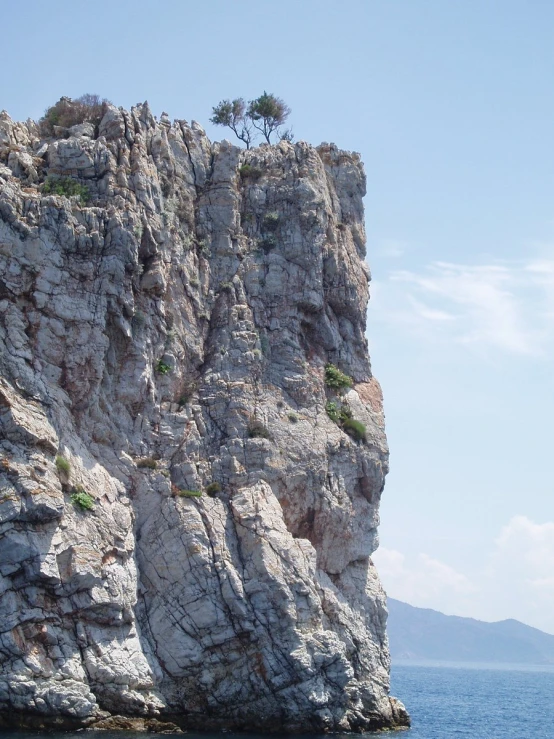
0;104;408;732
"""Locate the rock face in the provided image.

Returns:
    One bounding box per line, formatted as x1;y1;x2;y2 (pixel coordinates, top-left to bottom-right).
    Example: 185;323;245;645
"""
0;103;409;732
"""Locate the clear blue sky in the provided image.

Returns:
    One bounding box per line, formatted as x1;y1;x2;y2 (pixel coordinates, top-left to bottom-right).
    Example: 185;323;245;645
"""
3;0;554;632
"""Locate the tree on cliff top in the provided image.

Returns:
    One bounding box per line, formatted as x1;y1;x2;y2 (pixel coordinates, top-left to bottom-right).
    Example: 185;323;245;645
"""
210;92;291;147
247;92;291;144
210;98;254;149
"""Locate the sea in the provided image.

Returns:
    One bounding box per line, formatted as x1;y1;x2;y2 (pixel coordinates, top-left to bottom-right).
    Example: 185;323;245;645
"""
1;661;553;739
390;660;554;738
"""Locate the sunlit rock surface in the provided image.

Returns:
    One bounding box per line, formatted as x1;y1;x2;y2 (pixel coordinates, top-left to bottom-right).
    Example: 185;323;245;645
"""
0;104;408;732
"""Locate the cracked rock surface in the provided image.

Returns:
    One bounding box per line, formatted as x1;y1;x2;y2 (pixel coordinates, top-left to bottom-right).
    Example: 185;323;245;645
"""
0;103;409;732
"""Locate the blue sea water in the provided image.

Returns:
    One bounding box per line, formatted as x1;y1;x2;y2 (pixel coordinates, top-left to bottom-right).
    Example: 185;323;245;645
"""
390;660;554;738
1;662;553;739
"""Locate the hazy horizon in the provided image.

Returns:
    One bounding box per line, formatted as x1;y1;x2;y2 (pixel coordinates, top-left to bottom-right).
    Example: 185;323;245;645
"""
388;596;554;636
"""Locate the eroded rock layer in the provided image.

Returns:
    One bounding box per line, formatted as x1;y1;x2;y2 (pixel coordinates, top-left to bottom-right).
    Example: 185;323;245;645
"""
0;104;409;732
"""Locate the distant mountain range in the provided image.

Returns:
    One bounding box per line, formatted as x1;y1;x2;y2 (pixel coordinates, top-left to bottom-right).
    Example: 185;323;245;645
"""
387;598;554;664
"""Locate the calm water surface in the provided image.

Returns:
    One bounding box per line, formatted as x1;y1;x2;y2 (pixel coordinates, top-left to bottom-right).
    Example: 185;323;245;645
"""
390;660;554;738
1;662;553;739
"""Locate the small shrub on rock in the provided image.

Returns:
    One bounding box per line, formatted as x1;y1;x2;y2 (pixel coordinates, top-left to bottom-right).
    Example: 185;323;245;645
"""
263;212;280;231
196;238;210;257
239;164;262;180
70;486;94;511
288;412;298;423
326;401;340;423
177;381;197;408
248;418;271;440
326;401;366;442
342;417;367;441
259;234;277;252
55;455;71;476
178;488;202;498
205;482;222;496
42;176;90;204
156;360;171;375
136;457;158;470
40;94;110;136
325;363;353;391
171;484;202;498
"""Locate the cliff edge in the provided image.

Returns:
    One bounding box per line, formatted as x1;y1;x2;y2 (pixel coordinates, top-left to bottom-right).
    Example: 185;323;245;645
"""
0;103;409;732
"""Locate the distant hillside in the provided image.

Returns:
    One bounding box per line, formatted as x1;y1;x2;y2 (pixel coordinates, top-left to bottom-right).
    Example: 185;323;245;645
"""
387;598;554;663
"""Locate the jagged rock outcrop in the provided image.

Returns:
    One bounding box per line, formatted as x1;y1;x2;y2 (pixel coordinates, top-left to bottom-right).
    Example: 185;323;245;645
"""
0;103;409;732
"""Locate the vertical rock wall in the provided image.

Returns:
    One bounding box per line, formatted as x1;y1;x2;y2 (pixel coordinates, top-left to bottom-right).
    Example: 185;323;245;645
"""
0;104;409;732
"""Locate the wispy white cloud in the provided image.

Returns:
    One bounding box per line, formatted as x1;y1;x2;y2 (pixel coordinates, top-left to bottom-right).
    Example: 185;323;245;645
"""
373;548;476;616
375;239;409;259
408;298;456;323
374;515;554;634
371;255;554;356
485;516;554;625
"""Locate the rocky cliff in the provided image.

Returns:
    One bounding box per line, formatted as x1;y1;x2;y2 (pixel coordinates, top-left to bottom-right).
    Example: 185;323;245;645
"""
0;102;409;732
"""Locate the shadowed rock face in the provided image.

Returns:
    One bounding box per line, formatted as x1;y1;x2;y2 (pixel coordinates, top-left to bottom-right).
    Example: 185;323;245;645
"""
0;103;409;732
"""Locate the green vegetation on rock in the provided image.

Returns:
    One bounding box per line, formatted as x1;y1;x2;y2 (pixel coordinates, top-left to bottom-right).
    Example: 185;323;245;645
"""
248;418;271;439
263;212;280;231
325;363;353;391
156;360;171;375
239;163;263;180
43;176;90;204
39;94;110;135
342;417;367;441
70;486;95;511
177;489;202;498
326;401;366;442
326;401;340;423
55;455;71;476
136;457;158;469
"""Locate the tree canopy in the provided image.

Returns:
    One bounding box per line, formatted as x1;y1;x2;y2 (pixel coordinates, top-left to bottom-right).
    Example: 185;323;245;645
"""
210;98;254;149
247;92;291;144
210;92;291;148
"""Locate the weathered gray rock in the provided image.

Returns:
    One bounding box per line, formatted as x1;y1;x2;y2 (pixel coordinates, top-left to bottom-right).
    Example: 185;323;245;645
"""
0;103;409;732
